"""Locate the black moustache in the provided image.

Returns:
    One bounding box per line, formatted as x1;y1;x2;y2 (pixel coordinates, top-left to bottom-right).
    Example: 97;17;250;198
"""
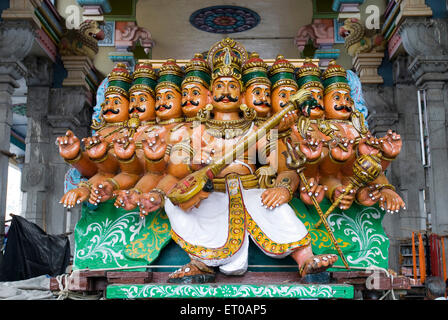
253;100;271;107
279;101;287;107
213;94;239;102
155;104;172;111
102;109;120;115
334;105;352;112
129;106;146;113
182;100;200;107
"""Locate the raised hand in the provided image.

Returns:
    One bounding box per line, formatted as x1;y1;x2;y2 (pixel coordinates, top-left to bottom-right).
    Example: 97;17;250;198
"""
56;130;81;160
83;135;108;161
329;137;354;162
142;132;167;161
378;129;402;159
89;181;115;205
355;185;382;207
113;134;136;160
60;186;90;208
332;184;356;210
298;133;324;163
298;177;326;206
357;133;381;156
278;110;298;132
378;188;406;214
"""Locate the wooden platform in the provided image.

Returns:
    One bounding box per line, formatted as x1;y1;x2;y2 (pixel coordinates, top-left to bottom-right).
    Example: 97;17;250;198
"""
50;270;411;300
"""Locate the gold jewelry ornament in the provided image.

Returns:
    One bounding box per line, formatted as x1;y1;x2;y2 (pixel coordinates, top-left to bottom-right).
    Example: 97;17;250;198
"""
64;151;82;164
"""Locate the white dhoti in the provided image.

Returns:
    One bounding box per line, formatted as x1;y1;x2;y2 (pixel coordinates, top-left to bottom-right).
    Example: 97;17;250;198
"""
164;174;310;275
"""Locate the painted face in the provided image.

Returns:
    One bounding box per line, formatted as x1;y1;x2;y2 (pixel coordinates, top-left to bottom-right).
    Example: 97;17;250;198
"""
102;94;129;123
211;77;242;113
271;85;297;113
307;87;325;120
245;84;271;117
129;91;156;121
181;83;211;117
155;88;182;120
323;89;354;120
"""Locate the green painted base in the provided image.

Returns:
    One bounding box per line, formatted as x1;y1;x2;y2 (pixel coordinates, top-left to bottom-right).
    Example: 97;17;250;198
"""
72;196;389;272
72;200;172;271
106;283;354;299
290;197;389;270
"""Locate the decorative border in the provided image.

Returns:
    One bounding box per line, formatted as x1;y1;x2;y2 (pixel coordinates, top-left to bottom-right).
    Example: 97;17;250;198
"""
106;283;354;299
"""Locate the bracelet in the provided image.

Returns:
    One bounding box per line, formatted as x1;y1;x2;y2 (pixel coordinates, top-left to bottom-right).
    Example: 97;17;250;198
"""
131;188;143;195
306;153;323;165
91;153;108;163
78;181;92;190
105;178;120;190
152;188;166;207
275;177;294;201
64;151;82;164
328;150;346;164
144;154;165;163
378;153;397;162
377;183;396;192
118;153;136;164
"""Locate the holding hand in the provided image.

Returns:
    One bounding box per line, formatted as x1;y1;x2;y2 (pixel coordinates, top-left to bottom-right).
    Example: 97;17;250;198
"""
299;177;326;206
56;130;81;160
83;135;109;161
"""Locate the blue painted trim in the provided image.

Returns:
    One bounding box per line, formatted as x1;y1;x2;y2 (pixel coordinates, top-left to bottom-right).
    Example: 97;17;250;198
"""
332;0;364;12
426;0;447;18
10;134;25;151
0;0;10;22
77;0;111;13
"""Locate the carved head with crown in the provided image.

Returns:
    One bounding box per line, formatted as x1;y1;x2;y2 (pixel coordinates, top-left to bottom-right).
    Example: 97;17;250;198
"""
296;58;324;120
102;63;132;123
242;52;272;121
268;55;298;114
322;60;354;120
155;59;184;122
181;53;212;119
206;38;249;118
129;62;158;122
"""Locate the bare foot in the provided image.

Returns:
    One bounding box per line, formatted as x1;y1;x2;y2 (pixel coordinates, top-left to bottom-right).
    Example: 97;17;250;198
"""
168;259;215;283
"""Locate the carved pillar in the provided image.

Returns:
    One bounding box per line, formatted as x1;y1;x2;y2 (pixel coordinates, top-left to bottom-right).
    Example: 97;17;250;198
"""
0;18;35;243
399;17;448;235
21;57;54;230
46;86;92;237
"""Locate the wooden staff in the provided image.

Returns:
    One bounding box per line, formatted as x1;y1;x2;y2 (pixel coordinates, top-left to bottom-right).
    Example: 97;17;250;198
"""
283;138;349;269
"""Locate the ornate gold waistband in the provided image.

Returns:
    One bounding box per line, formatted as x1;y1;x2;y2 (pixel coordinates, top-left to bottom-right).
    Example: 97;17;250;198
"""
212;174;259;192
